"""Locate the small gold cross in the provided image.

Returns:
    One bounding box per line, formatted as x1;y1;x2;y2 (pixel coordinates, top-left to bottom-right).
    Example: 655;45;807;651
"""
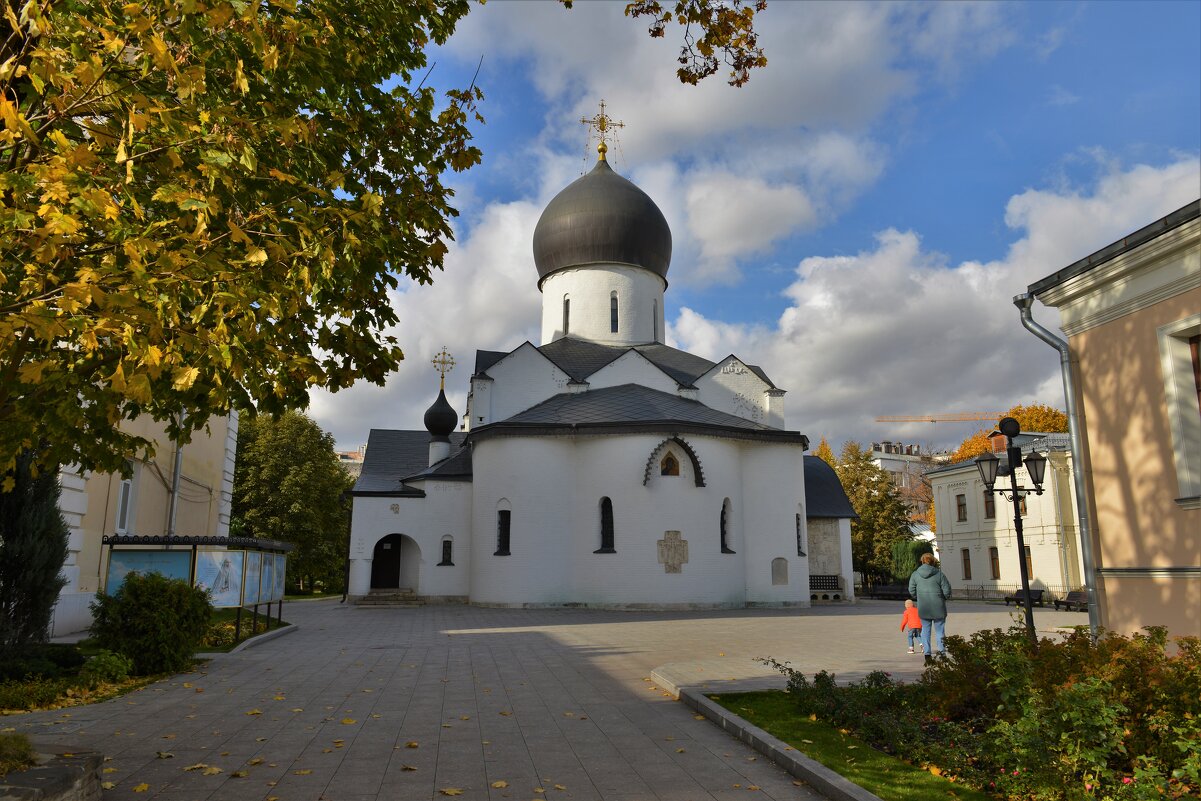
431;347;455;389
580;99;625;161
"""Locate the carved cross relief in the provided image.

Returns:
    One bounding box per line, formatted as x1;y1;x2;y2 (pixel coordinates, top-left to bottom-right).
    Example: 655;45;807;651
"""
657;530;689;574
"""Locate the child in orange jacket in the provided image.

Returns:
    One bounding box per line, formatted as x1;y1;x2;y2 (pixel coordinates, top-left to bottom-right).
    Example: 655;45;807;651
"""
901;599;923;654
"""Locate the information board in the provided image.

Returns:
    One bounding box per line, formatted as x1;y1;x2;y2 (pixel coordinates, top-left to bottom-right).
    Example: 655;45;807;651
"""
244;551;263;605
193;550;245;608
273;554;287;601
105;550;192;593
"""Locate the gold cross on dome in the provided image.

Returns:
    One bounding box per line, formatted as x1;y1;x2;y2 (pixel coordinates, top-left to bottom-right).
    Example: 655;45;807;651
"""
580;99;625;161
431;347;455;389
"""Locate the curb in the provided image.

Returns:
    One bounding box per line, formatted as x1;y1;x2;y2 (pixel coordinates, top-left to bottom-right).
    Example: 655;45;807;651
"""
228;624;296;654
0;747;102;801
678;689;884;801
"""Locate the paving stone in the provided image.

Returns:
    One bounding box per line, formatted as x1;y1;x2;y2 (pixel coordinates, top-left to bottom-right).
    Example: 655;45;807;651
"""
15;600;1079;800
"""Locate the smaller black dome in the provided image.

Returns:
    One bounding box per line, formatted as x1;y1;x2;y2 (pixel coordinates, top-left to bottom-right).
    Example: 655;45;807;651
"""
423;389;457;442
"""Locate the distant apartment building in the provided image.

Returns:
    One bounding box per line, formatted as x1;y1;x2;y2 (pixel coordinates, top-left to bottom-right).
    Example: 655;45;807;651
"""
52;413;238;635
336;445;367;477
927;431;1084;598
1027;199;1199;637
870;441;948;519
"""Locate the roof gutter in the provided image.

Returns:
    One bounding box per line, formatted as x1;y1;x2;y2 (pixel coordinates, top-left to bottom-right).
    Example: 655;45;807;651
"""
1014;292;1100;641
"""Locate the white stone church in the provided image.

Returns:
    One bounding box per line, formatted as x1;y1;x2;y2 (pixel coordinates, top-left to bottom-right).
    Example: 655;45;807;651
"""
347;144;856;608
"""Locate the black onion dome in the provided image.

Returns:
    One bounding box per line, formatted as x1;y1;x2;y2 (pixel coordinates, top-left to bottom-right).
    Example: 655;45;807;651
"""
533;159;672;286
423;389;457;442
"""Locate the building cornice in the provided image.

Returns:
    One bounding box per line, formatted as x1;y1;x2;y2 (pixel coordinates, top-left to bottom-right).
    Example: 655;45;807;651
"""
1035;218;1200;337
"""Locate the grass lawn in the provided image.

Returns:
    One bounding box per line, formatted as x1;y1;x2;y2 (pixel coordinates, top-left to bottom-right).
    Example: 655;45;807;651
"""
710;691;996;801
195;607;291;653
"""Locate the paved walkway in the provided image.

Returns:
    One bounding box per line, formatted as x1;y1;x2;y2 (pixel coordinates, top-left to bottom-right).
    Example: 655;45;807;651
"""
8;600;1082;801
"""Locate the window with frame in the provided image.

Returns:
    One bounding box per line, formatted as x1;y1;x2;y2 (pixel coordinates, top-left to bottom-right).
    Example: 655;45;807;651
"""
495;510;511;556
989;546;1000;580
1019;496;1027;516
610;293;619;333
563;296;570;335
596;497;615;553
1157;314;1201;507
794;512;806;556
438;538;454;566
1023;545;1032;579
961;548;972;580
115;476;133;534
660;452;680;476
983;491;995;519
956;494;967;522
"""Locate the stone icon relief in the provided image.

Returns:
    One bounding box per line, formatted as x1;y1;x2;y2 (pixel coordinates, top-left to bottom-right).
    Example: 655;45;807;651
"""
657;530;689;573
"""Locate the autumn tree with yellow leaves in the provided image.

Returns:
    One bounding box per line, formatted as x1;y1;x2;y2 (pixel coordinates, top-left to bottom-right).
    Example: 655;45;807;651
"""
949;403;1069;464
0;0;768;484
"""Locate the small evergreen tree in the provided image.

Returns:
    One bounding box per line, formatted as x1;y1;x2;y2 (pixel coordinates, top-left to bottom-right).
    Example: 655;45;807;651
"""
0;452;69;646
836;442;913;585
891;539;934;583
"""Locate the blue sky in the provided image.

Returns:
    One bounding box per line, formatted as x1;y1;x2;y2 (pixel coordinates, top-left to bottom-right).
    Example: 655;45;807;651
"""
311;0;1201;453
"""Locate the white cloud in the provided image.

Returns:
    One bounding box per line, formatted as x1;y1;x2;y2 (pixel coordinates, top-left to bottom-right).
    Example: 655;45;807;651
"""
308;199;544;447
435;1;1007;285
1046;85;1080;107
669;156;1201;450
684;173;816;284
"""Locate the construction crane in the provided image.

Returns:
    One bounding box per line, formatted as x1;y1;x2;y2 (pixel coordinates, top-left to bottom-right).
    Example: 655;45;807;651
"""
875;412;1006;423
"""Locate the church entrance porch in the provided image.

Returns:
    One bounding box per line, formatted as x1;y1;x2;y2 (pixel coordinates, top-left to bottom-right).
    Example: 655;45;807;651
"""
369;533;421;594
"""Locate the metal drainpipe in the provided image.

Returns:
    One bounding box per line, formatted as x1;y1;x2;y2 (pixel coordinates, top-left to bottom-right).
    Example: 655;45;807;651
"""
167;410;186;540
1014;293;1100;640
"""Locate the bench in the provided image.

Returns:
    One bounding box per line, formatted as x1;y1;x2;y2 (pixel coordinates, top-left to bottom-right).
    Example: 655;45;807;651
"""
866;584;912;601
1003;588;1045;607
1055;590;1088;611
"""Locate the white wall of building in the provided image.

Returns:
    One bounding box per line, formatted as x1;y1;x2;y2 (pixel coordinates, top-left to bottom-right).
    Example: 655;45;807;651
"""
587;351;680;395
932;452;1083;594
471;343;573;426
695;357;780;428
541;265;665;346
348;479;474;601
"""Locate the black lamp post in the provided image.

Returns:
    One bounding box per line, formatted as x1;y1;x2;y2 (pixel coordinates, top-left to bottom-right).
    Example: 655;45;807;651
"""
975;417;1047;648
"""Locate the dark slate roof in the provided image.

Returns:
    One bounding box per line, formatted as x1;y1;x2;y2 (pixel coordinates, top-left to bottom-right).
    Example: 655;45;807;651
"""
492;383;777;431
1029;199;1199;296
804;456;858;519
352;430;467;495
402;444;473;482
535;338;744;388
473;350;507;376
532;158;672;284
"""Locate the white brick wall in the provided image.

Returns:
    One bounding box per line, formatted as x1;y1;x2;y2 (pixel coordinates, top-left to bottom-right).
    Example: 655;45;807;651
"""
540;265;665;345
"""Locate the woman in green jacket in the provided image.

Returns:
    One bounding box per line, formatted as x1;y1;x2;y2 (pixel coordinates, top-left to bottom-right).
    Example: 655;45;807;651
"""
908;553;952;662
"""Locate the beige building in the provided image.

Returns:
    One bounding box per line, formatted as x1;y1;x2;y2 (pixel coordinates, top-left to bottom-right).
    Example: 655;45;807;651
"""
928;433;1084;599
1027;199;1200;638
52;413;238;635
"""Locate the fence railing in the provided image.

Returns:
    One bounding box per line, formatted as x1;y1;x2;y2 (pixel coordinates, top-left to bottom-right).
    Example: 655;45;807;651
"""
856;582;1082;602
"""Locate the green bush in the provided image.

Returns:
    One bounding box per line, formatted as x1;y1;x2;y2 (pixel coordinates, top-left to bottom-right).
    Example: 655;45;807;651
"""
89;572;212;676
78;650;133;687
0;643;85;681
765;626;1201;800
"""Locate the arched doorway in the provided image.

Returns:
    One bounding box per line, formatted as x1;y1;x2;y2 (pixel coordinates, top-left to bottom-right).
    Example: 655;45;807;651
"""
370;534;403;589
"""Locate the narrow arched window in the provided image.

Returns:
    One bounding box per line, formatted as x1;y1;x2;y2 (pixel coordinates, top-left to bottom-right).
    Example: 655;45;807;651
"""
796;512;806;556
496;510;511;556
661;452;680;476
610;292;619;333
597;497;615;553
563;296;570;336
720;499;735;554
653;299;658;338
438;537;454;566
